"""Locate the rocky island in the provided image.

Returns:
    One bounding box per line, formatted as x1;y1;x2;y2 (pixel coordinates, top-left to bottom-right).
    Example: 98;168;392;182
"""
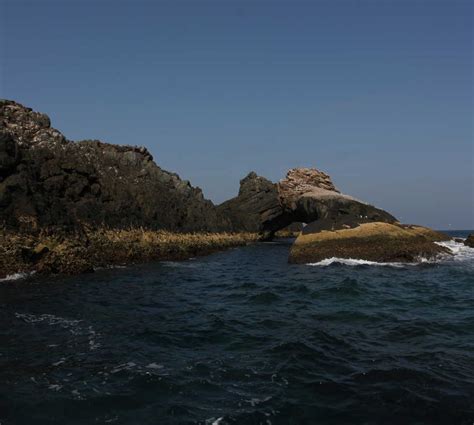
0;100;258;277
0;100;453;278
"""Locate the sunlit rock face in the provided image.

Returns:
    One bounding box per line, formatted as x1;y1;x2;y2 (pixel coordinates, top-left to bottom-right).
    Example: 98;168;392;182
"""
288;222;451;264
0;99;231;232
219;167;396;238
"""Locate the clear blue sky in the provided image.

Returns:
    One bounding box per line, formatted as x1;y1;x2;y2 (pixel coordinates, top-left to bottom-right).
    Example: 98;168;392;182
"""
1;0;472;229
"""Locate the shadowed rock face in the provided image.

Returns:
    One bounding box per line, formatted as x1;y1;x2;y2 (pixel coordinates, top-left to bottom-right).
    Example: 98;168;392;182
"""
465;234;474;248
219;168;397;238
0;132;20;176
0;100;231;232
217;172;283;233
1;99;396;238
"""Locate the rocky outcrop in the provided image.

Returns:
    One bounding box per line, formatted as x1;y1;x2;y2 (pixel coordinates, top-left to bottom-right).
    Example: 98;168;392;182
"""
288;222;451;264
0;100;231;232
217;172;283;233
218;167;396;238
464;234;474;248
1;99;399;239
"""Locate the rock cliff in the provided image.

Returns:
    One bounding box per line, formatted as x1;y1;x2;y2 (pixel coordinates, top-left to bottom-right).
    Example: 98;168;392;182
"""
1;99;396;240
0;100;230;232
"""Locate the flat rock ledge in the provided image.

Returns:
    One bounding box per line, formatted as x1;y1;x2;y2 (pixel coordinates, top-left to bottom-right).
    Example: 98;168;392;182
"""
288;222;451;264
0;228;259;279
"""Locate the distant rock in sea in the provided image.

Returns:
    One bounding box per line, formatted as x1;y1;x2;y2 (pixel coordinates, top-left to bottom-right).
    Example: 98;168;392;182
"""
464;234;474;248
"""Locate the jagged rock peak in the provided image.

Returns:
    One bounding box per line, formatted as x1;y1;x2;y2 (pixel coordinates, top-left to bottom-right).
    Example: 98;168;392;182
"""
279;167;339;195
238;171;275;196
0;99;66;147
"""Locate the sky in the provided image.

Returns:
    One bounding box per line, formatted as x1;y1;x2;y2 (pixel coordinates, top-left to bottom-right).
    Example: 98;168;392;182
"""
1;0;472;229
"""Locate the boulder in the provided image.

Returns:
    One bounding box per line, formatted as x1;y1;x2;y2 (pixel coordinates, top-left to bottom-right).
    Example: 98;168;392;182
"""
288;222;451;264
464;234;474;248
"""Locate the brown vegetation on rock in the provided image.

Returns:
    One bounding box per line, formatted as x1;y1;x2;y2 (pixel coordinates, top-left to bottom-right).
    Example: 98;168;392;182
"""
288;222;451;264
0;227;258;279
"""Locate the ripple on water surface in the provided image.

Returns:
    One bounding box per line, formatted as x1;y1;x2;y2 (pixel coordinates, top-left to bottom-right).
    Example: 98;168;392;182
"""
0;236;473;424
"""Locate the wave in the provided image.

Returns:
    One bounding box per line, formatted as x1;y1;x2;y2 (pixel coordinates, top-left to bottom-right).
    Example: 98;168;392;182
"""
306;257;426;268
161;261;201;268
0;271;35;282
436;240;474;263
15;312;101;350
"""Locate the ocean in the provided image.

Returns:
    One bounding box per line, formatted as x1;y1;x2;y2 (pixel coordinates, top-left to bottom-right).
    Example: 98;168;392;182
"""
1;231;473;424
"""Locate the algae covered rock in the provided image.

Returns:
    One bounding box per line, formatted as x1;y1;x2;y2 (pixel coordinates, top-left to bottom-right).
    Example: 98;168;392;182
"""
288;222;451;264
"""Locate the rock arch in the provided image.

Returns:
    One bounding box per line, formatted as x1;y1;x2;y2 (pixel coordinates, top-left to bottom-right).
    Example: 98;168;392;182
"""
218;168;396;239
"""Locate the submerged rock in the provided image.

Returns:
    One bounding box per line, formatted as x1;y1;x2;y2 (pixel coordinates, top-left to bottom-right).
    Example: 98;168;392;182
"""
464;234;474;248
288;222;451;264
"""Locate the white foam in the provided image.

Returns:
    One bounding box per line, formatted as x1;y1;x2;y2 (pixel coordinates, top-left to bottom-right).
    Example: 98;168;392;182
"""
306;239;474;267
306;257;420;268
94;265;126;271
110;362;137;374
15;313;101;350
436;240;474;263
248;395;272;406
15;313;82;326
161;261;200;268
0;271;35;282
146;362;164;370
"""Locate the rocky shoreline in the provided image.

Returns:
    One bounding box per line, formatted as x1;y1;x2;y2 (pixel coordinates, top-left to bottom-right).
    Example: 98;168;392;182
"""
1;99;467;278
0;226;258;279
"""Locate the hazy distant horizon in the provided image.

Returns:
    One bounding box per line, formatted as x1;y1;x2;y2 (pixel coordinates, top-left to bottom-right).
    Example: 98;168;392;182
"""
1;0;472;229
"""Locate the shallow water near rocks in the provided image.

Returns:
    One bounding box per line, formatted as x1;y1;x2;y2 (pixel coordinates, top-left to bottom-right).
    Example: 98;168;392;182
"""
1;232;473;424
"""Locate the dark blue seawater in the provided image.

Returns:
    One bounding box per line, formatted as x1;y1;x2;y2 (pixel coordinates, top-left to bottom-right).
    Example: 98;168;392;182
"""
1;232;473;425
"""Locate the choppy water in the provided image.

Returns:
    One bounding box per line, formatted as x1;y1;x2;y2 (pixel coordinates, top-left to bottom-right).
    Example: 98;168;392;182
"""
1;232;473;425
